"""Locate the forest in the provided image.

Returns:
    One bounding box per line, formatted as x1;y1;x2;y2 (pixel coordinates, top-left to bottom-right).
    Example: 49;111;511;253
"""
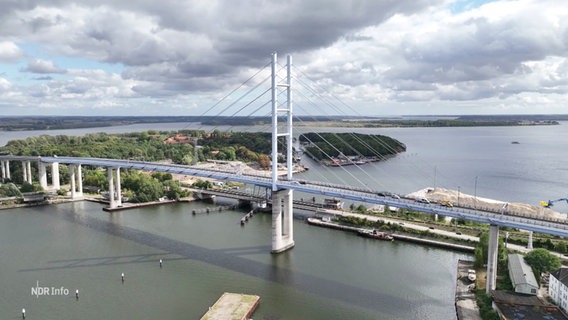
0;130;407;201
299;132;406;161
0;130;274;202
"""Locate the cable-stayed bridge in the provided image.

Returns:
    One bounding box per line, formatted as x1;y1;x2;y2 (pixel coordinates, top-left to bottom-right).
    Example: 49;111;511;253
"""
2;154;568;236
0;53;563;294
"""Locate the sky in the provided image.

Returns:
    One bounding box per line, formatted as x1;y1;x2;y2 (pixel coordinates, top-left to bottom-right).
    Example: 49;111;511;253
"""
0;0;567;117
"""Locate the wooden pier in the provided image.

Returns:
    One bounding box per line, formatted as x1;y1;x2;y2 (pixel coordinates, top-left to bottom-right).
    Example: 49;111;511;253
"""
240;210;254;225
201;292;260;320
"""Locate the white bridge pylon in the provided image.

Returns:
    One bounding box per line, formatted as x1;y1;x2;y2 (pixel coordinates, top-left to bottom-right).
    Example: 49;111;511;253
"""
270;52;295;253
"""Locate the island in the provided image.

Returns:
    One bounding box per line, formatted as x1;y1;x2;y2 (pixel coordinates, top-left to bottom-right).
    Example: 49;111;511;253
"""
299;132;406;166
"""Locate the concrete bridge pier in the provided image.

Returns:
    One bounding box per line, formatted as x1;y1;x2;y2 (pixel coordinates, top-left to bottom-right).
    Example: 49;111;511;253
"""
68;164;84;200
1;160;10;181
26;161;32;184
527;230;533;250
22;161;32;184
52;162;60;190
486;224;499;294
39;162;47;190
40;162;60;191
271;189;295;253
107;167;122;208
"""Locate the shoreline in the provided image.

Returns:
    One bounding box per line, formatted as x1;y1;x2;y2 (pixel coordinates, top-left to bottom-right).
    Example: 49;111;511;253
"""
306;217;475;253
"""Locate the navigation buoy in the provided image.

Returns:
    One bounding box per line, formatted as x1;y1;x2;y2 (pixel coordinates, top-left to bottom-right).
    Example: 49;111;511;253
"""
75;289;79;300
121;272;125;283
22;308;26;319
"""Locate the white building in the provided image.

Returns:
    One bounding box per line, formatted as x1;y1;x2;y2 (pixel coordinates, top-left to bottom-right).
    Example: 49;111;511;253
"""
508;253;539;295
550;267;568;312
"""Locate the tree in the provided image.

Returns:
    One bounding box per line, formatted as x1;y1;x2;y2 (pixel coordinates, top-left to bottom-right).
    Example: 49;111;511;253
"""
474;247;484;268
556;242;568;254
474;231;507;267
258;154;270;169
524;248;561;276
0;183;22;197
20;182;41;193
84;170;107;190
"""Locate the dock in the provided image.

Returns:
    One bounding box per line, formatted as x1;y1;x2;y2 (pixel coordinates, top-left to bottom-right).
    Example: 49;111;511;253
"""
201;292;260;320
306;217;475;252
455;260;481;320
240;210;255;225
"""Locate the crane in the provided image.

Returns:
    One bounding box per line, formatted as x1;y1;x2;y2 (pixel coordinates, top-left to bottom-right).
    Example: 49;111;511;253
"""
540;198;568;208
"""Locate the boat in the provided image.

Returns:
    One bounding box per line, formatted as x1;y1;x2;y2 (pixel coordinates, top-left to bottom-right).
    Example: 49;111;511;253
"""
323;198;343;209
467;269;477;282
511;141;520;144
255;201;267;209
358;229;394;241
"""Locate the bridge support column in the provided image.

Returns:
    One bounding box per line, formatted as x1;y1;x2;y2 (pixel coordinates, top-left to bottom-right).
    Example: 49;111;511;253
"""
40;162;60;191
108;167;116;208
527;230;533;250
39;162;48;190
271;189;295;253
1;160;7;181
115;167;122;207
4;160;12;180
22;161;27;184
68;164;83;200
77;164;83;197
486;224;499;294
52;162;60;190
69;165;76;198
26;161;32;184
107;167;122;208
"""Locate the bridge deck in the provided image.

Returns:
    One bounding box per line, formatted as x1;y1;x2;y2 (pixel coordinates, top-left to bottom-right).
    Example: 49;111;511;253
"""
4;155;568;238
200;292;260;320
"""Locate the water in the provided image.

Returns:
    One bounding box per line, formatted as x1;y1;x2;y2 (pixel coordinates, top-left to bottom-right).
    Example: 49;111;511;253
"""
2;122;567;319
1;201;465;319
293;124;568;206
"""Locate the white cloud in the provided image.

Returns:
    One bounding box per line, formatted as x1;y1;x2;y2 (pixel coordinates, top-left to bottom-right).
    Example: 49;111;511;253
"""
0;78;12;91
0;41;24;62
0;0;566;115
22;58;66;74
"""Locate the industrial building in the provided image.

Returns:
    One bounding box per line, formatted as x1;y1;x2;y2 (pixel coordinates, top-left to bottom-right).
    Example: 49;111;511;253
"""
507;253;539;295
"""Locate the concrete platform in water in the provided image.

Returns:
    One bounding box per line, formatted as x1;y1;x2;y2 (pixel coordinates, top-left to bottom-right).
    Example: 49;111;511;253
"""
201;292;260;320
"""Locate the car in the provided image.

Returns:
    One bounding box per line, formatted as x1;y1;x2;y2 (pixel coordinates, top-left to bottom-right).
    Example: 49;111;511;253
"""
429;226;435;230
440;200;453;207
398;222;405;225
456;232;462;235
391;194;401;199
417;198;430;204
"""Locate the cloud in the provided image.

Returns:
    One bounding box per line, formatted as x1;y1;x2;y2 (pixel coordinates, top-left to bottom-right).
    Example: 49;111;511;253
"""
22;59;67;74
0;78;12;91
0;41;24;62
0;0;567;115
295;0;568;110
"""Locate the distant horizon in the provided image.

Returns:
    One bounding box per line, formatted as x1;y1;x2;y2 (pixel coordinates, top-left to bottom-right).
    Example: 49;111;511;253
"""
0;114;568;118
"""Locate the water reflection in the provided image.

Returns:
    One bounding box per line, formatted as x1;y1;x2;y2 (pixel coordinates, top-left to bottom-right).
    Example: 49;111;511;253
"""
32;206;411;313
